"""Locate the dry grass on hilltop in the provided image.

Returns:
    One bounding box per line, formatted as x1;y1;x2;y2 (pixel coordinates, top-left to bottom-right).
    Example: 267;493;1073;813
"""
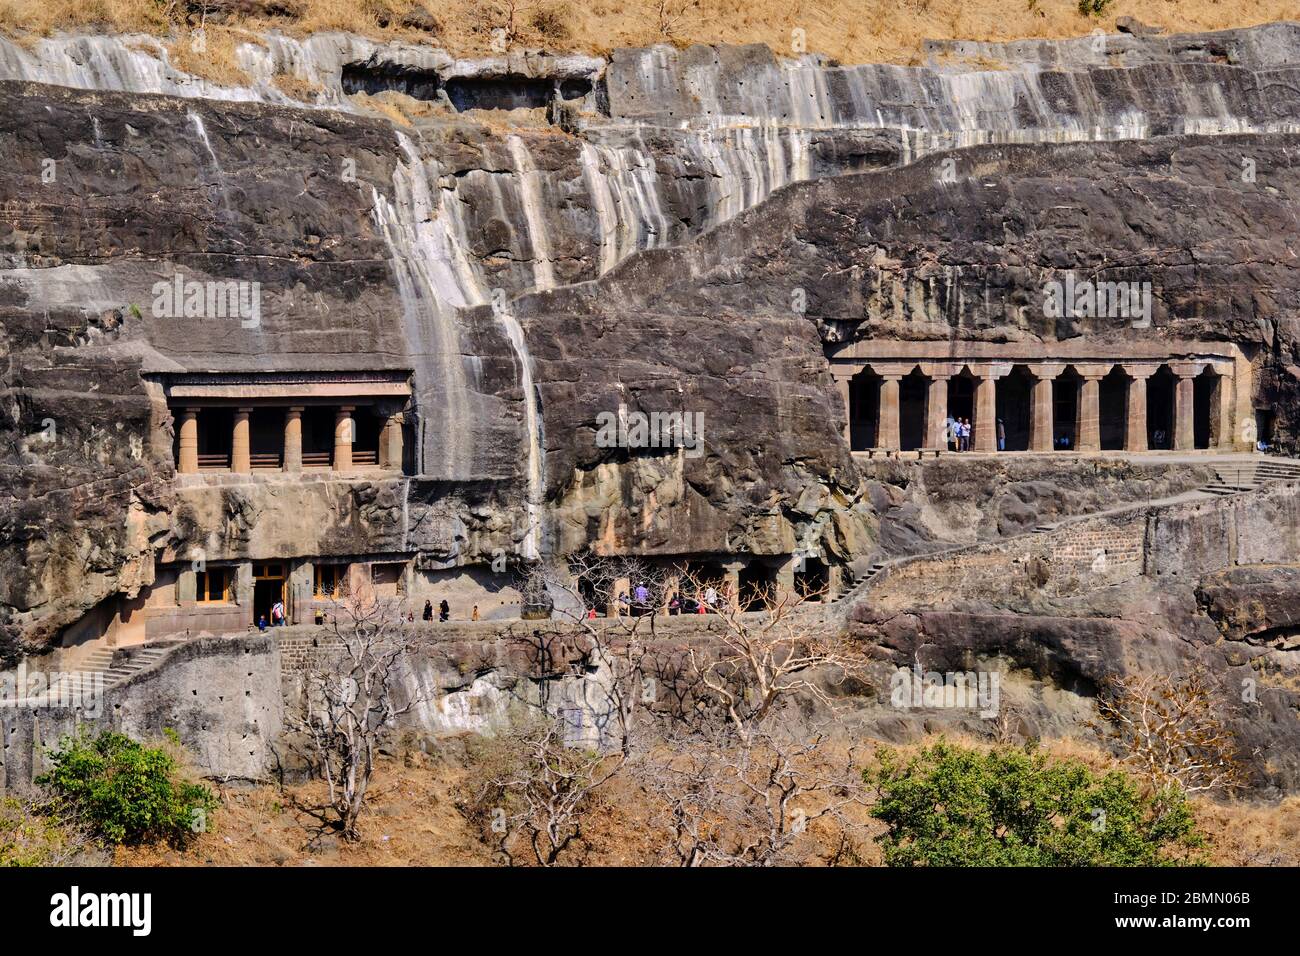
0;0;1293;66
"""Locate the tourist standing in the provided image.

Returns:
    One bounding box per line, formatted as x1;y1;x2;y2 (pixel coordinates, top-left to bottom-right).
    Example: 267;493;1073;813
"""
439;599;450;622
423;599;433;622
270;599;285;627
472;605;480;621
997;418;1006;451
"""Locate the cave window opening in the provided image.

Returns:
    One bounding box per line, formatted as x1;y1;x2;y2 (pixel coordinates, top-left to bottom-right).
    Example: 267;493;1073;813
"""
302;407;334;469
195;567;231;603
352;411;382;467
197;407;234;470
249;408;283;469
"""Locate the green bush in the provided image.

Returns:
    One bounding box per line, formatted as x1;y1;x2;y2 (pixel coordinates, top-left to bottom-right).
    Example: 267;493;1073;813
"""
868;741;1205;866
37;730;217;847
1077;0;1113;17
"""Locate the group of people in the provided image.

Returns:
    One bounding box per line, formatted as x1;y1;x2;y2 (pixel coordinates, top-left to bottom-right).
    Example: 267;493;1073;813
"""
945;416;974;451
944;416;1009;452
421;599;481;622
605;582;723;617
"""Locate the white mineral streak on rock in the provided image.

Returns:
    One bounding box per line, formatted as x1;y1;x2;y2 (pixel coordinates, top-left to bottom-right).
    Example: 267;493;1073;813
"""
506;135;557;292
370;132;484;480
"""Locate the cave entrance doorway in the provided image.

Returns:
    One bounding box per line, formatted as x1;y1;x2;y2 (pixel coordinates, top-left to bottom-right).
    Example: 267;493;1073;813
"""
794;558;829;601
946;372;975;450
249;408;283;470
739;563;775;611
1099;367;1127;450
1147;365;1176;450
1054;367;1081;451
899;369;927;451
848;370;879;451
996;366;1034;451
1193;367;1221;450
1256;409;1274;449
253;562;286;627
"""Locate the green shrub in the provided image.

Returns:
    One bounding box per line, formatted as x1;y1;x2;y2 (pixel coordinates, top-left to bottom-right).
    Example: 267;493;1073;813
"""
1077;0;1113;17
868;741;1205;866
37;730;217;847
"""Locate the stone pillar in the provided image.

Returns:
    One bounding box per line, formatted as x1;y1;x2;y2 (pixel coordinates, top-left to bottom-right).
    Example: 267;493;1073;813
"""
284;406;303;473
380;413;404;472
921;366;952;449
876;375;902;451
1027;364;1064;453
1076;376;1102;451
722;562;744;611
1074;365;1109;453
972;369;1004;453
1171;362;1199;451
232;407;252;473
1123;366;1153;452
334;406;354;471
834;376;852;446
1212;364;1235;450
178;408;199;473
607;576;630;618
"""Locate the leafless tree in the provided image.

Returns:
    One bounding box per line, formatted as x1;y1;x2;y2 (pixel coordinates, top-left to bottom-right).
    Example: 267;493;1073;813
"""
632;570;871;865
509;552;678;754
656;0;700;39
1096;670;1245;797
464;717;623;866
286;587;421;839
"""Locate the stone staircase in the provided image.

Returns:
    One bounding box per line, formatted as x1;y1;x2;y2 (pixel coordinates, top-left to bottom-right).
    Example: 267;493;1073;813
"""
1200;457;1300;496
4;641;181;707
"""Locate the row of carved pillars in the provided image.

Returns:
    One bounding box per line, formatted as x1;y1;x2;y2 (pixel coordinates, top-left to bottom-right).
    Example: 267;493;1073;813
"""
834;361;1233;453
176;405;404;473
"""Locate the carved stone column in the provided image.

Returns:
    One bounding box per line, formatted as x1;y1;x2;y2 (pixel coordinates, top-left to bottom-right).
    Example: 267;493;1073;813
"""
834;374;853;446
1122;365;1155;452
380;413;405;471
972;364;1010;452
232;407;252;473
1027;363;1065;452
178;408;199;474
1171;361;1200;451
921;364;953;449
1074;364;1110;452
283;406;303;472
1212;362;1236;450
334;406;354;471
876;374;902;451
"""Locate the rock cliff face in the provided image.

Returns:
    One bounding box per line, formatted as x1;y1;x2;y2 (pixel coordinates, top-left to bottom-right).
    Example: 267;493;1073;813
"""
1;23;1299;667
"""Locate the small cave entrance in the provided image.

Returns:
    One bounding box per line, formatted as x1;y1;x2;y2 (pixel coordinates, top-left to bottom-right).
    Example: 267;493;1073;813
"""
1147;365;1176;450
197;407;234;470
899;369;927;451
1053;367;1081;451
249;408;283;469
302;407;335;469
849;370;879;451
1193;368;1220;449
996;366;1034;451
444;75;592;112
738;563;775;611
341;61;442;101
352;411;382;466
1099;367;1127;450
946;373;975;449
794;558;829;601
